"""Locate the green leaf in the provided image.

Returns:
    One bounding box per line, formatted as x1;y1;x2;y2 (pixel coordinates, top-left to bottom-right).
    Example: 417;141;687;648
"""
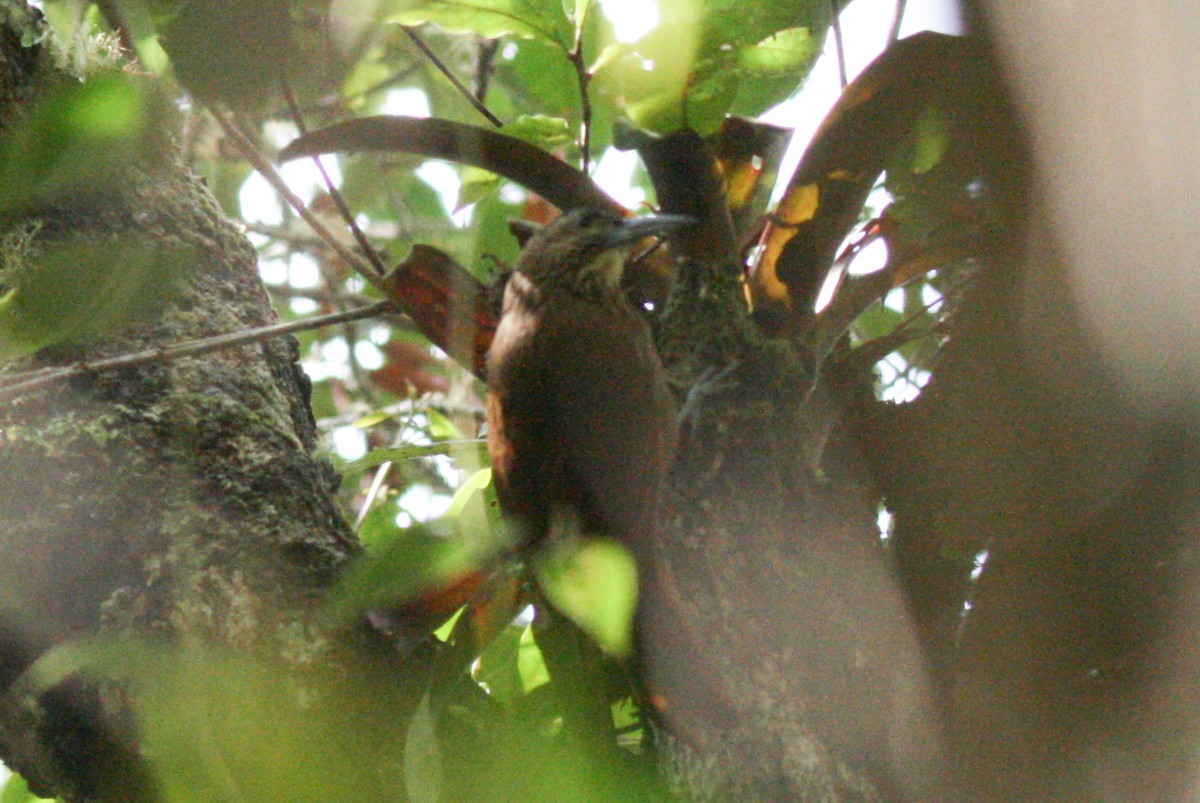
0;72;169;218
386;0;573;50
516;623;551;691
533;537;638;658
455;165;503;211
499;38;581;119
335;441;482;477
701;0;830;50
473;623;530;702
593;0;830;135
501;114;574;150
0;236;193;362
907;105;952;176
739;25;820;75
324;522;509;623
729;27;823;119
0;772;55;803
568;0;590;40
446;467;493;519
354;411;397;429
426;407;463;440
21;639;398;800
404;695;443;802
468;191;526;277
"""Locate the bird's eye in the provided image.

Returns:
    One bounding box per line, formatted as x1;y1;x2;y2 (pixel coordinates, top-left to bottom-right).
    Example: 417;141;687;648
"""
576;210;603;228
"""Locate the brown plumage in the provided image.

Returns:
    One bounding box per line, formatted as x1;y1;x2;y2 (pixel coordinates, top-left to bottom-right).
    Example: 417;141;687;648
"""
486;209;682;555
485;208;732;739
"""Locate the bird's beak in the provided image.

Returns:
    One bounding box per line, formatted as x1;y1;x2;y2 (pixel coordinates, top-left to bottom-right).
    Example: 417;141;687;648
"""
603;214;696;248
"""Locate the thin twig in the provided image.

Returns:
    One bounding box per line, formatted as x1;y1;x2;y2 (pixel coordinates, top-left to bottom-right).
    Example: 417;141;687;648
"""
887;0;908;44
281;81;390;276
474;38;501;101
404;28;504;128
568;5;594;173
0;302;395;402
209;108;394;299
569;53;593;173
830;0;849;87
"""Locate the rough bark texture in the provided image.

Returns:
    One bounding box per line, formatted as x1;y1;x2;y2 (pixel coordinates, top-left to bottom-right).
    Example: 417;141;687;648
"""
0;8;412;800
643;149;947;798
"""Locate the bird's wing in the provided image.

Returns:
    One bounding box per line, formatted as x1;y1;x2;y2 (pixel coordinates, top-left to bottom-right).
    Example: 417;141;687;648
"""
487;290;736;738
534;293;678;554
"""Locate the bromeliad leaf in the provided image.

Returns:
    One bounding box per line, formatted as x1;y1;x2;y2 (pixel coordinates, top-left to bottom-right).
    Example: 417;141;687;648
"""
387;0;573;50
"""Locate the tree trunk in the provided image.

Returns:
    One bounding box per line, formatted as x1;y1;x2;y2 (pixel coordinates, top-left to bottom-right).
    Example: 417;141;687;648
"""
0;7;415;800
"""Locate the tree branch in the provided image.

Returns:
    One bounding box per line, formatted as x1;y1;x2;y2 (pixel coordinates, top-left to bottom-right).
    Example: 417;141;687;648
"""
210;108;397;302
281;82;390;276
404;28;504;128
0;302;394;402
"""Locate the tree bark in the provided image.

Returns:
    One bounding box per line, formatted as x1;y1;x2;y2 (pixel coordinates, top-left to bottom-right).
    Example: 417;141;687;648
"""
0;7;414;800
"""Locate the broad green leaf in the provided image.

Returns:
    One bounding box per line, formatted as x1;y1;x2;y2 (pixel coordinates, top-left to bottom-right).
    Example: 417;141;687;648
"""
0;236;192;362
446;467;498;543
387;0;573;50
906;105;952;176
533;537;638;658
730;26;824;118
473;623;530;702
594;0;830;135
404;695;443;803
702;0;829;50
455;165;502;211
593;23;703;135
498;38;581;121
426;407;463;440
468;192;525;277
0;73;169;218
22;639;397;800
516;623;550;692
446;467;493;519
324;521;509;623
739;26;820;75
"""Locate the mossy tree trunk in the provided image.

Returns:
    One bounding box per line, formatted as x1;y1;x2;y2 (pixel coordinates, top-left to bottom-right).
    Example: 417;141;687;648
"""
0;7;416;800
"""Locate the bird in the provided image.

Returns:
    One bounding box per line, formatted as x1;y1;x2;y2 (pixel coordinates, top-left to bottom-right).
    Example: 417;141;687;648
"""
485;207;732;742
485;208;686;554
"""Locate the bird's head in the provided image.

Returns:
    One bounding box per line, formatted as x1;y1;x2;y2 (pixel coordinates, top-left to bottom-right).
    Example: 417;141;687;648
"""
514;208;693;294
